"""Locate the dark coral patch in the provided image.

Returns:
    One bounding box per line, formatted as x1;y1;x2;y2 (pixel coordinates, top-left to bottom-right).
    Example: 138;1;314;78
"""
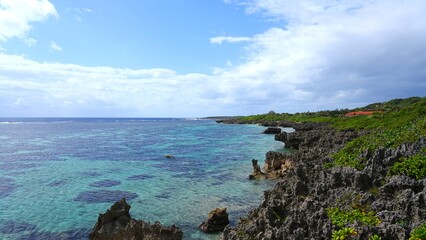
79;171;102;177
0;162;38;171
89;180;121;188
155;192;171;199
213;173;234;181
20;228;89;240
210;181;223;186
0;221;37;234
74;190;138;203
0;177;17;198
127;174;154;181
47;180;67;187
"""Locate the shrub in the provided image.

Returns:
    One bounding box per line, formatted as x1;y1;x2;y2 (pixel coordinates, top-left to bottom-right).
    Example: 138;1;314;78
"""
369;235;382;240
327;207;381;227
332;227;357;240
389;154;426;180
409;223;426;240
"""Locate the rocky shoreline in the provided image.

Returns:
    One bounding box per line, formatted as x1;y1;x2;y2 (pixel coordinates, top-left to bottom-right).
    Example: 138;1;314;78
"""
219;120;425;240
89;119;424;239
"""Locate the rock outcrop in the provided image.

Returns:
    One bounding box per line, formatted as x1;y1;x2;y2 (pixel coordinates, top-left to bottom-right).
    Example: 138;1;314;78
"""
249;159;265;180
249;152;295;180
250;123;359;180
199;208;230;233
89;198;183;240
221;122;426;240
263;127;282;134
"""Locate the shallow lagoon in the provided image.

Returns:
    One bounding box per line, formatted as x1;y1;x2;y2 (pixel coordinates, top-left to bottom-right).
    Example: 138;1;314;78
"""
0;118;289;239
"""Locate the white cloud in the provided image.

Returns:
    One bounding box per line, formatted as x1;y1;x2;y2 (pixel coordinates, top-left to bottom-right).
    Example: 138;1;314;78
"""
66;7;93;22
0;0;57;42
210;36;252;44
13;97;28;106
217;0;426;111
82;8;93;13
0;54;219;117
23;37;37;47
0;0;426;117
49;41;62;52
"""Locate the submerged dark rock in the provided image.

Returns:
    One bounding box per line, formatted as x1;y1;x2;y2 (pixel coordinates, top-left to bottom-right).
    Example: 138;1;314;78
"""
0;221;37;234
127;174;154;181
89;198;183;240
20;228;90;240
89;180;121;188
47;180;67;187
75;190;138;203
0;177;17;198
199;208;230;233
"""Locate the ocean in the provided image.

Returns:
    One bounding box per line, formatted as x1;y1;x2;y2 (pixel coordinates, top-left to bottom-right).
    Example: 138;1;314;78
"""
0;118;290;239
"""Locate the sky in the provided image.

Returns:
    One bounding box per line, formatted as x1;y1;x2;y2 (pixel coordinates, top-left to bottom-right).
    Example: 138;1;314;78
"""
0;0;425;117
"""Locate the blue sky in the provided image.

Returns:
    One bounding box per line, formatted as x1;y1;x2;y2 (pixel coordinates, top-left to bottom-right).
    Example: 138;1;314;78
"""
0;0;425;117
3;0;273;73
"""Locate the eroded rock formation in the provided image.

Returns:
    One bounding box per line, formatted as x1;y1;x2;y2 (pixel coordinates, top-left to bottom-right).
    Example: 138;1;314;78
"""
199;208;230;233
89;198;183;240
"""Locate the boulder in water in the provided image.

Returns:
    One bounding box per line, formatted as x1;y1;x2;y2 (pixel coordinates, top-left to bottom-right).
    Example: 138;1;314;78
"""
263;127;281;134
199;208;230;233
89;198;183;240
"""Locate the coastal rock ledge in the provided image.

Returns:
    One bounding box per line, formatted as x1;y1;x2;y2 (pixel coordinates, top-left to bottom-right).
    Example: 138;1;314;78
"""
89;198;183;240
221;122;425;240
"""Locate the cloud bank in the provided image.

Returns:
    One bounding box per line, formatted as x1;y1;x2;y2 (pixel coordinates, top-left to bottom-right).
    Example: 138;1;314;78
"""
0;0;57;41
0;0;425;117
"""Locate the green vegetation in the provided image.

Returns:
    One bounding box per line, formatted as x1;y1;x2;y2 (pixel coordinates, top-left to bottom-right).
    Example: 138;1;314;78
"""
331;227;357;240
238;97;425;129
362;97;424;112
328;98;426;171
409;223;426;240
327;116;425;170
327;207;381;227
369;235;382;240
236;97;426;177
389;154;426;180
397;219;409;228
237;111;336;123
328;207;381;240
367;187;380;196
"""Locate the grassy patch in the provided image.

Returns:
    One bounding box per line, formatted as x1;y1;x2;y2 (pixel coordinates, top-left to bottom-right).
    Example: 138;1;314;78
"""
328;99;426;172
389;154;426;180
327;207;381;227
328;207;381;240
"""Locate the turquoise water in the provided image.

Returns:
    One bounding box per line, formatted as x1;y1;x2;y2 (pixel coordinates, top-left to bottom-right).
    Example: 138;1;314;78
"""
0;118;289;239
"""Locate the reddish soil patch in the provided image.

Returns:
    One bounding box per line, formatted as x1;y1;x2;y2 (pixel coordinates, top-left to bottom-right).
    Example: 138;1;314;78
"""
345;111;381;117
